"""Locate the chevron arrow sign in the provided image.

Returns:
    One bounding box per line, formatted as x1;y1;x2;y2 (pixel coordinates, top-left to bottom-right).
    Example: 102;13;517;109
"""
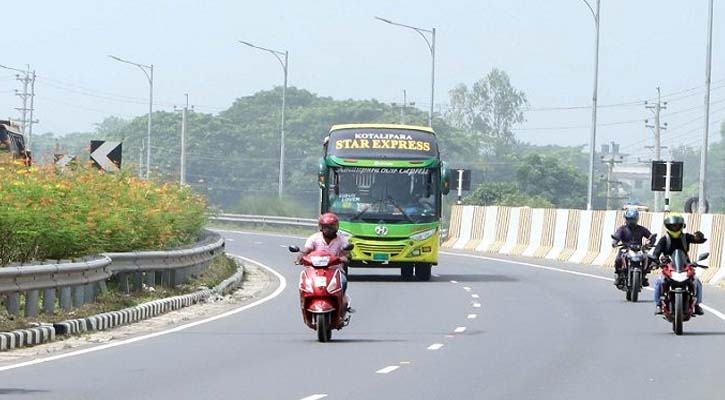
90;141;122;172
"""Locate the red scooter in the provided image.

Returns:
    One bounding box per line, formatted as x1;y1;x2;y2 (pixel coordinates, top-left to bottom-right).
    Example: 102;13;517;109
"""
289;244;353;342
654;249;709;335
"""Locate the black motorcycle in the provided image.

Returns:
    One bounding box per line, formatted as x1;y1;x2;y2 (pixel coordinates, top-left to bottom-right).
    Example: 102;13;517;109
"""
612;234;655;302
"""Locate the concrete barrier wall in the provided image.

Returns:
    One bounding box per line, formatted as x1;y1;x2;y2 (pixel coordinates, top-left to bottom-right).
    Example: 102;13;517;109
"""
443;205;725;286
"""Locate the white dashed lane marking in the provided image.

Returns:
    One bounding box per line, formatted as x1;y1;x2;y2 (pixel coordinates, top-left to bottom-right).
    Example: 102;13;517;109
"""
300;395;327;400
450;280;458;283
376;366;400;374
427;343;444;350
473;303;481;308
471;294;479;299
463;286;472;292
454;327;467;333
467;314;477;319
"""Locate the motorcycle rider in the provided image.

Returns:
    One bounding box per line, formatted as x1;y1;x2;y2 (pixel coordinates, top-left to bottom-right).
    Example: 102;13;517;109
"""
299;212;352;303
652;213;707;315
611;208;655;288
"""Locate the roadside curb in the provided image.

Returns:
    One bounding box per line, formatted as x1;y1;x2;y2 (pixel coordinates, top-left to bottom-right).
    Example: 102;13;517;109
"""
0;256;245;352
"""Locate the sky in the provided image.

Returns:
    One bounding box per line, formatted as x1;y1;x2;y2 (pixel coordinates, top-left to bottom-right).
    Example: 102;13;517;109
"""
1;0;723;161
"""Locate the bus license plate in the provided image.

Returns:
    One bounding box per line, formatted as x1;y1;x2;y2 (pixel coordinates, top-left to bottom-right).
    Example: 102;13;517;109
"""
373;253;389;261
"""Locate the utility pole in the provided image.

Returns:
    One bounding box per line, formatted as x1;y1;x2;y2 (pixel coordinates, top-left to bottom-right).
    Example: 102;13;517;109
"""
645;87;668;211
600;142;624;210
174;94;194;186
392;90;415;124
0;64;37;148
27;70;38;149
15;66;31;134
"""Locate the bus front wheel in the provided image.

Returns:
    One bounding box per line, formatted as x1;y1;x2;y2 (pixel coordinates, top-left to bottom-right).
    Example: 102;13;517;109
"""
401;265;414;279
415;264;432;281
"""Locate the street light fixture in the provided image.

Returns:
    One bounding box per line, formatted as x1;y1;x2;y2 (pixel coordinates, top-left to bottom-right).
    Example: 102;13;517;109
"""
375;16;436;128
108;55;153;179
238;40;289;199
579;0;601;211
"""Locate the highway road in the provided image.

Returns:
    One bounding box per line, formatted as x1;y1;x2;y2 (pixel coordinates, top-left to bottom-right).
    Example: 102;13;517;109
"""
1;229;724;400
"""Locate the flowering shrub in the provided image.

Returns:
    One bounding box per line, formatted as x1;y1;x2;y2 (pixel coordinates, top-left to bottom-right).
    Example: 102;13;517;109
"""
0;156;207;266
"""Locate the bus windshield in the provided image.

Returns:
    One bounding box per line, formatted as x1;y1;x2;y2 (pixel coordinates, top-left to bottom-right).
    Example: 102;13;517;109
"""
328;167;439;223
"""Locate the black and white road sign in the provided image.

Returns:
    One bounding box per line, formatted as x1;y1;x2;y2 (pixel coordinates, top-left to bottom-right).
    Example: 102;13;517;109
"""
651;161;683;192
90;140;122;172
53;153;78;168
451;169;472;191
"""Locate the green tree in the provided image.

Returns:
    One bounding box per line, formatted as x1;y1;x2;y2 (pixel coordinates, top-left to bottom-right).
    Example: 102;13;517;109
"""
445;68;527;158
464;181;553;208
515;153;588;209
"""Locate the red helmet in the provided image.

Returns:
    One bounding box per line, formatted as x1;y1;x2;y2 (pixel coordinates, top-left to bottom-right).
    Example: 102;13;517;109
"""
319;212;339;229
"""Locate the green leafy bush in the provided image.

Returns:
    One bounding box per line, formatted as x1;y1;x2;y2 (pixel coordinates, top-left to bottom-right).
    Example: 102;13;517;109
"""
0;157;207;266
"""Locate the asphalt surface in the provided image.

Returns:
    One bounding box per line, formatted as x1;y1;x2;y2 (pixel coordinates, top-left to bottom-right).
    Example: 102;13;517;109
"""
1;229;724;400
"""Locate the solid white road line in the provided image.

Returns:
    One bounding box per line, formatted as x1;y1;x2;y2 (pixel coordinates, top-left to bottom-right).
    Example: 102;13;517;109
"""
471;294;480;299
473;303;481;308
427;343;444;350
442;250;725;323
400;361;411;365
467;314;477;319
0;254;287;373
454;327;467;333
376;366;400;374
300;395;327;400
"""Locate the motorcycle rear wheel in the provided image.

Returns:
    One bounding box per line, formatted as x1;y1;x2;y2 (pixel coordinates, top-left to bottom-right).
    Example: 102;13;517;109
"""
316;313;332;342
673;293;684;335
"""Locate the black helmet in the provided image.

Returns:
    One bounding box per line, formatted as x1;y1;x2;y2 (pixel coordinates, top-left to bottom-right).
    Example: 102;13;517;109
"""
664;214;685;238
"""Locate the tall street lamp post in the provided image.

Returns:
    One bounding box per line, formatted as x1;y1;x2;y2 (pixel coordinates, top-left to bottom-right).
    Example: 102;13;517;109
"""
239;40;288;198
579;0;601;210
375;16;436;128
698;0;715;213
109;55;153;179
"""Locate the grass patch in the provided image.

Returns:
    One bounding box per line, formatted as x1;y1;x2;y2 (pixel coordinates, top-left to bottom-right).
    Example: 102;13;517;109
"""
0;255;240;332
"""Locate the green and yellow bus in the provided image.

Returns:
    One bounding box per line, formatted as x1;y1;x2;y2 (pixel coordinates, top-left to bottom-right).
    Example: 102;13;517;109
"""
318;124;450;280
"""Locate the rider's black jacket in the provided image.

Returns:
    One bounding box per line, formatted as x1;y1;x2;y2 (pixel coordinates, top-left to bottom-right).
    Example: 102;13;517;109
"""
652;233;706;260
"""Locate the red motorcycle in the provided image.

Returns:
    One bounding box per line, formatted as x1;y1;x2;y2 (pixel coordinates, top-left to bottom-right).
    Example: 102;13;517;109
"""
289;244;353;342
655;249;709;335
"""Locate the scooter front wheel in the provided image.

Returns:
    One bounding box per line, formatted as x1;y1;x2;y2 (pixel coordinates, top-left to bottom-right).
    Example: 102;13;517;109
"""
316;313;332;342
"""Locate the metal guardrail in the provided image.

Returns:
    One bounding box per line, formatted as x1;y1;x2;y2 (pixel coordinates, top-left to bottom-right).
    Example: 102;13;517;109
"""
211;213;317;227
213;213;450;242
0;230;225;318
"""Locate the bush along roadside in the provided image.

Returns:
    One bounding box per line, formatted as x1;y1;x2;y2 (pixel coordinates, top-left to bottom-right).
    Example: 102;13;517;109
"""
0;158;207;267
0;254;244;351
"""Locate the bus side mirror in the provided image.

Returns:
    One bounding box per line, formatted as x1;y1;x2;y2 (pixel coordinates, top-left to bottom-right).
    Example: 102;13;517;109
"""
440;162;450;195
318;158;327;189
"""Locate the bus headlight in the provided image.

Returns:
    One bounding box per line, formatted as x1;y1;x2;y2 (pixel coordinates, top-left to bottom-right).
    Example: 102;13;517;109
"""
411;228;436;242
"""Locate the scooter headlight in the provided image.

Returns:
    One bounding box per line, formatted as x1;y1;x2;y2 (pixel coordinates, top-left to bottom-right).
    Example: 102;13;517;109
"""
411;228;436;242
299;271;314;293
327;273;341;294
